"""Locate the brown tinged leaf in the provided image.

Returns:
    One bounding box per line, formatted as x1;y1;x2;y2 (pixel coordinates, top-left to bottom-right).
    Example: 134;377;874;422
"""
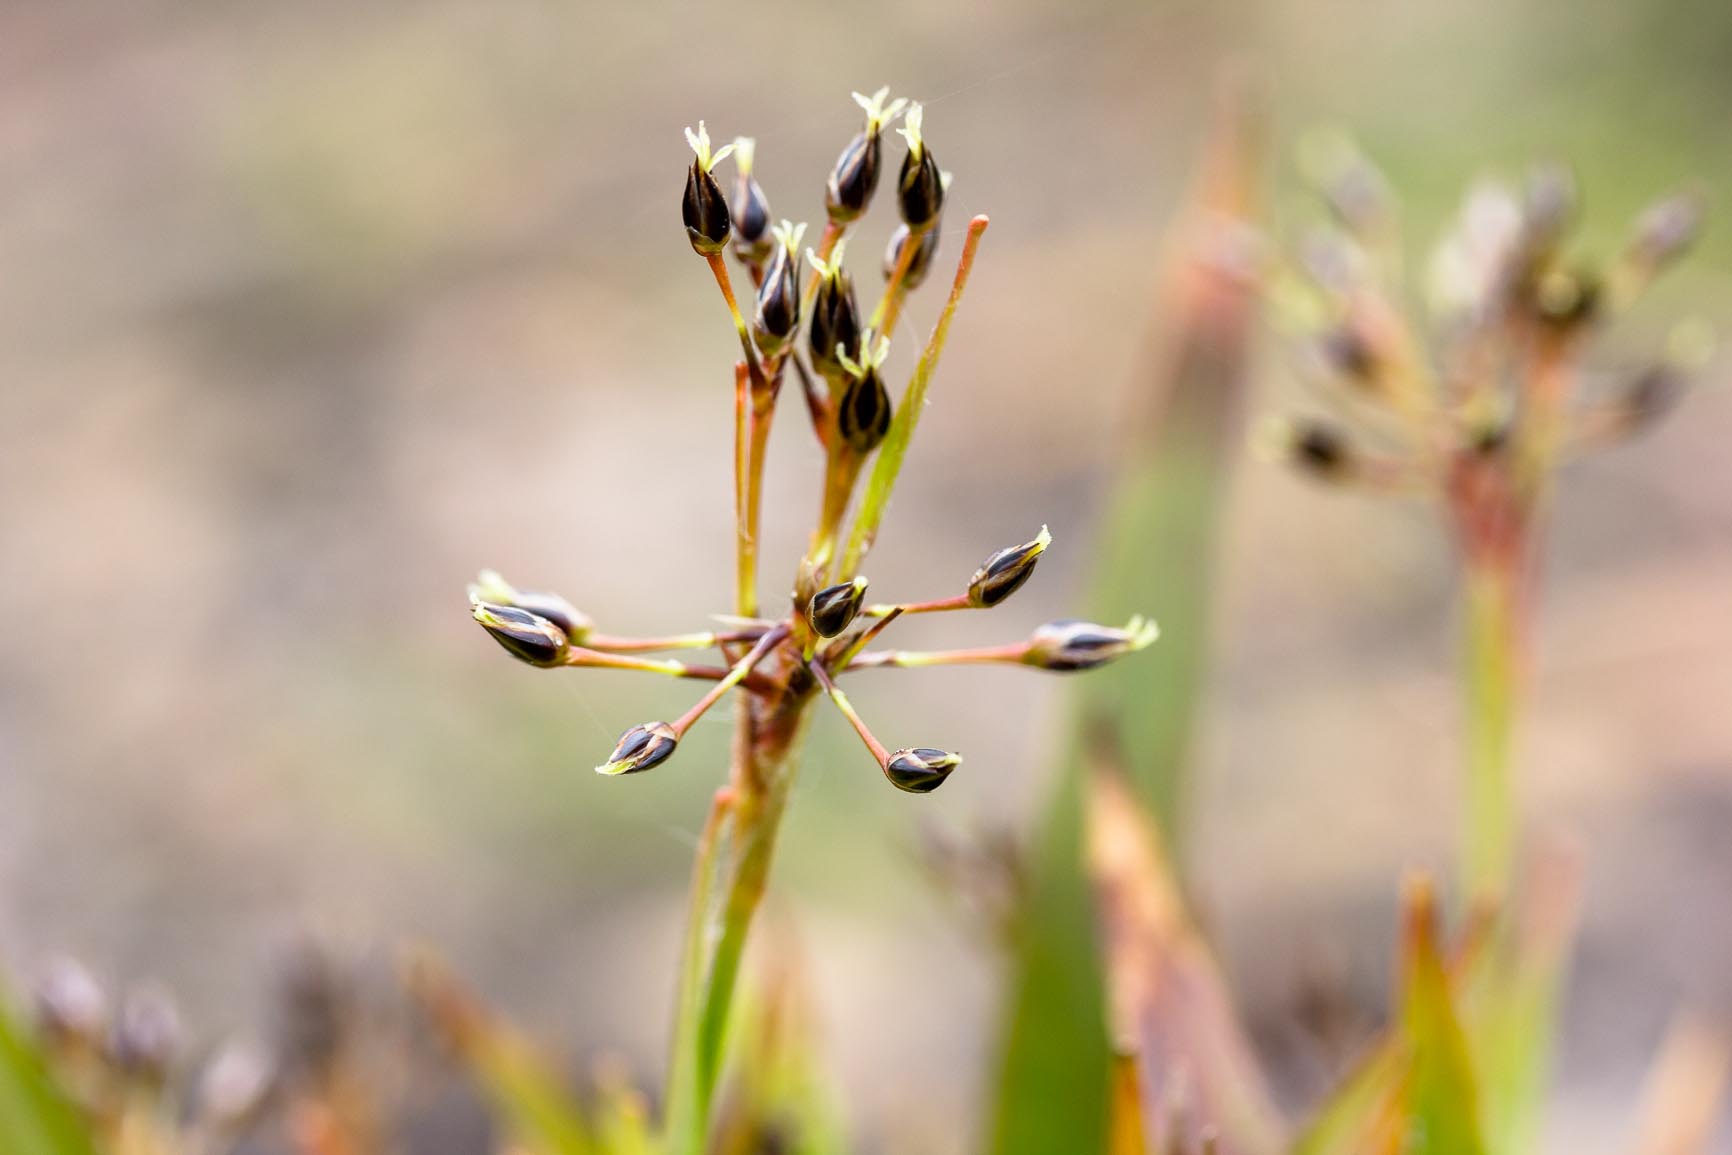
1084;748;1286;1155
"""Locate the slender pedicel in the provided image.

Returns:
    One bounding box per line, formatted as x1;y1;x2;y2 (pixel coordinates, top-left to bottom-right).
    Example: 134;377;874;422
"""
806;657;959;792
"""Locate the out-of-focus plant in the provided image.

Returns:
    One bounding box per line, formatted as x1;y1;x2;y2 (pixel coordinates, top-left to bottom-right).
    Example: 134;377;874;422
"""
462;90;1156;1155
992;85;1263;1155
1265;138;1709;907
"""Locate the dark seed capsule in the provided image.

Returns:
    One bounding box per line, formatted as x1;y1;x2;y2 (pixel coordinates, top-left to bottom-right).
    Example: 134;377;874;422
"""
967;526;1051;608
884;222;941;289
838;366;892;453
473;602;569;668
897;143;944;231
598;721;678;776
753;239;801;355
808;578;868;638
827;128;882;224
731;142;772;265
1024;617;1159;672
884;747;962;793
468;570;593;644
1625;365;1684;430
1285;421;1353;480
683;160;731;256
809;257;861;378
1317;323;1377;385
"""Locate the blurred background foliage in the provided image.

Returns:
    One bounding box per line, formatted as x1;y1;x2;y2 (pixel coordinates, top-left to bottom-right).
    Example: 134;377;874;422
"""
2;0;1730;1151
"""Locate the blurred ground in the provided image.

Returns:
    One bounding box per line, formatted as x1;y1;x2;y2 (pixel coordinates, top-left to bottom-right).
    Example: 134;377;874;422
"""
1;0;1730;1150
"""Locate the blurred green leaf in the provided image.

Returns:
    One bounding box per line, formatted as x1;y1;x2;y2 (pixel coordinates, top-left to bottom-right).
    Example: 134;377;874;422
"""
990;87;1261;1155
0;997;102;1155
405;953;596;1155
1398;879;1488;1155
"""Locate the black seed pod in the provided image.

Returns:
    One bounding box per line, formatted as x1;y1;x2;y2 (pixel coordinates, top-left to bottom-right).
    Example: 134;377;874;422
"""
1279;420;1354;480
967;526;1051;608
469;570;593;644
753;223;804;356
896;104;944;231
598;721;679;776
808;577;868;638
808;251;860;378
884;222;941;289
684;161;730;255
731;139;772;265
827;129;881;224
837;365;892;453
884;747;962;793
472;602;569;668
1024;617;1160;672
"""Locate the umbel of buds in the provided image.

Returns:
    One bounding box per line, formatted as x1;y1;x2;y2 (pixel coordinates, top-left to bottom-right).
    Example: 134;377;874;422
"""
808;577;868;638
682;121;736;256
807;243;861;379
730;137;773;265
598;721;679;776
753;220;806;355
826;88;907;224
835;333;894;453
472;602;569;668
968;526;1052;608
468;569;592;644
884;747;963;793
1024;617;1160;672
896;103;945;231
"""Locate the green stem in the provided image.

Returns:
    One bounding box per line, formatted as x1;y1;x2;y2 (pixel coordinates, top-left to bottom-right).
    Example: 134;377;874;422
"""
1463;558;1523;906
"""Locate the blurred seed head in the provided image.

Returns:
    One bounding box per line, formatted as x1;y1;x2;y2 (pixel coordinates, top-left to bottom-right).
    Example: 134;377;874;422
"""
807;242;860;378
1298;128;1394;238
808;577;868;638
895;104;945;231
472;601;570;668
1523;164;1578;251
1629;192;1703;274
196;1041;276;1129
682;121;736;256
884;747;963;794
752;220;806;355
468;570;592;643
273;939;349;1081
1261;417;1356;482
826;88;906;224
32;957;107;1045
967;525;1052;608
1532;264;1601;330
598;721;679;776
729;137;773;265
109;987;183;1082
1024;616;1160;672
884;218;942;289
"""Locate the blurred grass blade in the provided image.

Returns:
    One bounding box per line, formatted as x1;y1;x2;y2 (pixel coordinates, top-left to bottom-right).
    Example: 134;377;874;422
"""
591;1060;658;1155
404;952;595;1155
990;80;1261;1155
1397;876;1488;1155
1463;843;1582;1155
707;933;844;1155
1628;1017;1730;1155
1290;1042;1408;1155
1084;760;1285;1155
0;995;101;1155
1108;1051;1151;1155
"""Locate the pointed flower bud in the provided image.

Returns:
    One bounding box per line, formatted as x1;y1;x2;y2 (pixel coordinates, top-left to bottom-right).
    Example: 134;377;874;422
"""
597;721;679;776
826;88;907;224
967;525;1052;608
1024;616;1159;672
884;747;963;793
472;601;569;668
730;137;773;264
808;576;869;638
1629;192;1702;273
895;103;945;231
468;570;592;644
807;242;860;378
835;331;893;453
884;218;942;289
682;121;736;256
752;220;806;355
